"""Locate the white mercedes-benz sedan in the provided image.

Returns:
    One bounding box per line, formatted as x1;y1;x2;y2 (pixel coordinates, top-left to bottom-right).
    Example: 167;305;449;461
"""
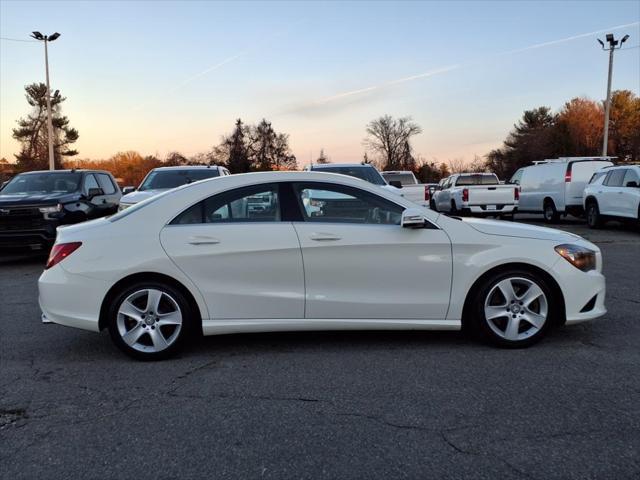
39;171;606;360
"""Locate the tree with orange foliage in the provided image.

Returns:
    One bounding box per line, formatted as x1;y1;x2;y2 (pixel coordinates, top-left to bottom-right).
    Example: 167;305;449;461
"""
555;97;603;156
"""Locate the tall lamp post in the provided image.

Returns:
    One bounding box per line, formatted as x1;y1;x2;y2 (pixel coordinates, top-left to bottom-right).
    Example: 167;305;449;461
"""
30;31;61;171
597;33;629;157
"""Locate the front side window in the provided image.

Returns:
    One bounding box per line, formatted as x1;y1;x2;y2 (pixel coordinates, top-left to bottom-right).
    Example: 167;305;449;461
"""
604;169;626;187
623;169;639;187
96;173;116;194
382;173;416;185
84;174;100;192
171;183;280;225
293;182;403;225
509;169;523;185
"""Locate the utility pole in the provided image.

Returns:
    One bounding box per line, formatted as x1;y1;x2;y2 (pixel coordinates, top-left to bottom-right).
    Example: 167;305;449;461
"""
597;33;630;157
30;31;61;170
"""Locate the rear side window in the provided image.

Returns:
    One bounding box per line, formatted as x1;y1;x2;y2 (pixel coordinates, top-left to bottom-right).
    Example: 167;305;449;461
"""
604;169;627;187
588;171;608;184
171;183;281;224
96;173;117;194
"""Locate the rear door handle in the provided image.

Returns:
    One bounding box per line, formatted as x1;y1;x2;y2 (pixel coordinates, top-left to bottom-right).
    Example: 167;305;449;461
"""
188;235;220;245
309;233;341;241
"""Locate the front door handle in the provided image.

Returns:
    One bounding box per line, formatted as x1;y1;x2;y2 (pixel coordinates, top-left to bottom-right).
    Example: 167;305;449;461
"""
188;235;220;245
309;233;341;241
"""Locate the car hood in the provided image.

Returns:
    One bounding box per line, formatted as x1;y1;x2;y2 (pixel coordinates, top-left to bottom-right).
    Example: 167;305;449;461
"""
462;217;581;242
120;189;167;204
0;191;80;207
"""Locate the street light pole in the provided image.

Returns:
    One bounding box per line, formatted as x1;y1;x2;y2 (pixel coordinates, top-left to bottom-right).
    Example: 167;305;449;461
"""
30;31;61;171
597;33;630;157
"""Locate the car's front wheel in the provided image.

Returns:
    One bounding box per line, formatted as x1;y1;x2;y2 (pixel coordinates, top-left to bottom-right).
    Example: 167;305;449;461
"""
470;270;556;348
107;282;194;360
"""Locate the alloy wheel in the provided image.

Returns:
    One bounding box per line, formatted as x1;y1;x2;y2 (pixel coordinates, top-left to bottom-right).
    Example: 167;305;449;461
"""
484;277;548;341
116;288;183;353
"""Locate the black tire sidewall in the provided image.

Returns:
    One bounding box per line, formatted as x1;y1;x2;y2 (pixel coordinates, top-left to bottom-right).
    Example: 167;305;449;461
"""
543;201;557;223
471;270;556;348
107;281;194;360
587;202;600;229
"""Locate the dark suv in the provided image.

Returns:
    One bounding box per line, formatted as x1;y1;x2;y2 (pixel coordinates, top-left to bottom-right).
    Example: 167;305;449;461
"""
0;169;121;250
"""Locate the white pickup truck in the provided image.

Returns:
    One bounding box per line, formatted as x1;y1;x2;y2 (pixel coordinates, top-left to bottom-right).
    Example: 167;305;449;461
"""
433;173;519;217
380;171;430;207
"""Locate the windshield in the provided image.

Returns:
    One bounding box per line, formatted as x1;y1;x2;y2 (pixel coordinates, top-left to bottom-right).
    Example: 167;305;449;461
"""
382;173;416;185
0;172;82;195
313;166;386;186
455;174;499;186
139;169;220;191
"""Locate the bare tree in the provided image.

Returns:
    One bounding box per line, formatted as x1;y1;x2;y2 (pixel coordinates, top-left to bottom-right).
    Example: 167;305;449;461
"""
363;115;422;170
467;155;489;173
447;157;467;174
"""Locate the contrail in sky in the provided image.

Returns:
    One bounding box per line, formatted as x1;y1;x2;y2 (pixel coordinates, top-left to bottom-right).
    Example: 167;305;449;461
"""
306;21;640;108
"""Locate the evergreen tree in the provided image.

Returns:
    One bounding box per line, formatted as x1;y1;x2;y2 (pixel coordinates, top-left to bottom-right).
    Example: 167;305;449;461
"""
12;83;79;171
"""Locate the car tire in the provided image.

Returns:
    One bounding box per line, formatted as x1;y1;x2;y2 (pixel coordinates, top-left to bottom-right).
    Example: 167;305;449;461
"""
469;269;556;348
107;281;194;360
586;200;603;229
543;199;559;223
450;200;458;215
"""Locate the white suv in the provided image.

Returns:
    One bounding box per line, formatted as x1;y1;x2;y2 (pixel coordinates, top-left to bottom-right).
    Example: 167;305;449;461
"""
583;165;640;229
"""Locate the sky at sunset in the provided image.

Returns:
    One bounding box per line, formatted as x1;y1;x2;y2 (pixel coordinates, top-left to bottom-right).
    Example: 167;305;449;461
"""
1;0;639;166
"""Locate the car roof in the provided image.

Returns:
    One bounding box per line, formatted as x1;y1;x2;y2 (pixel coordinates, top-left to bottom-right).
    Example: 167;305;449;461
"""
310;163;373;169
151;165;226;171
18;169;110;175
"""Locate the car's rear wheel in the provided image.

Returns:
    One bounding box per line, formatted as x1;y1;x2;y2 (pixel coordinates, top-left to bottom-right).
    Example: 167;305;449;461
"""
450;200;458;215
543;199;559;223
108;282;193;360
586;200;603;229
470;270;556;348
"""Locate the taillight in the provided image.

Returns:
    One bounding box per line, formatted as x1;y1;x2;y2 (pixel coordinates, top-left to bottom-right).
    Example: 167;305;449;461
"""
462;188;469;202
565;166;572;182
45;242;82;270
424;186;430;201
514;187;520;200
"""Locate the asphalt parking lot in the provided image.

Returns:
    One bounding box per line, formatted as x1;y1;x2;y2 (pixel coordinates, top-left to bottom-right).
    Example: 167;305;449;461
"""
1;217;639;479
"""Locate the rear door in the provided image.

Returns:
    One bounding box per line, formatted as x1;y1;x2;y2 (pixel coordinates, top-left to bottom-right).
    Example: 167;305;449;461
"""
290;181;452;320
600;169;626;216
160;183;305;319
621;169;640;218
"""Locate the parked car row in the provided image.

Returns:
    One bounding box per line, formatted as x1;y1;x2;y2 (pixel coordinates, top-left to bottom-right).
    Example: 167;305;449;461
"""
1;158;636;253
0;165;231;251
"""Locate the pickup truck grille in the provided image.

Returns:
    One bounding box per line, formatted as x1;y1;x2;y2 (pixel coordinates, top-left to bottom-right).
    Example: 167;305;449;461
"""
0;207;46;231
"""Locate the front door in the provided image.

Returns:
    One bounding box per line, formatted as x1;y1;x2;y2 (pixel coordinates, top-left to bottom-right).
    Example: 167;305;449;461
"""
289;181;452;320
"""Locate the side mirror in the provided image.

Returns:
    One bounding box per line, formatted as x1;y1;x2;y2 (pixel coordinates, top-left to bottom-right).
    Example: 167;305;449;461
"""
389;180;403;189
401;208;426;229
87;187;104;199
122;186;136;195
626;181;639;188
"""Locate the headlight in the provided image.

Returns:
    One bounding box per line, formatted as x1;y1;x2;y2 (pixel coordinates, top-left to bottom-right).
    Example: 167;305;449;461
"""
39;204;62;214
554;244;596;272
118;203;132;211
